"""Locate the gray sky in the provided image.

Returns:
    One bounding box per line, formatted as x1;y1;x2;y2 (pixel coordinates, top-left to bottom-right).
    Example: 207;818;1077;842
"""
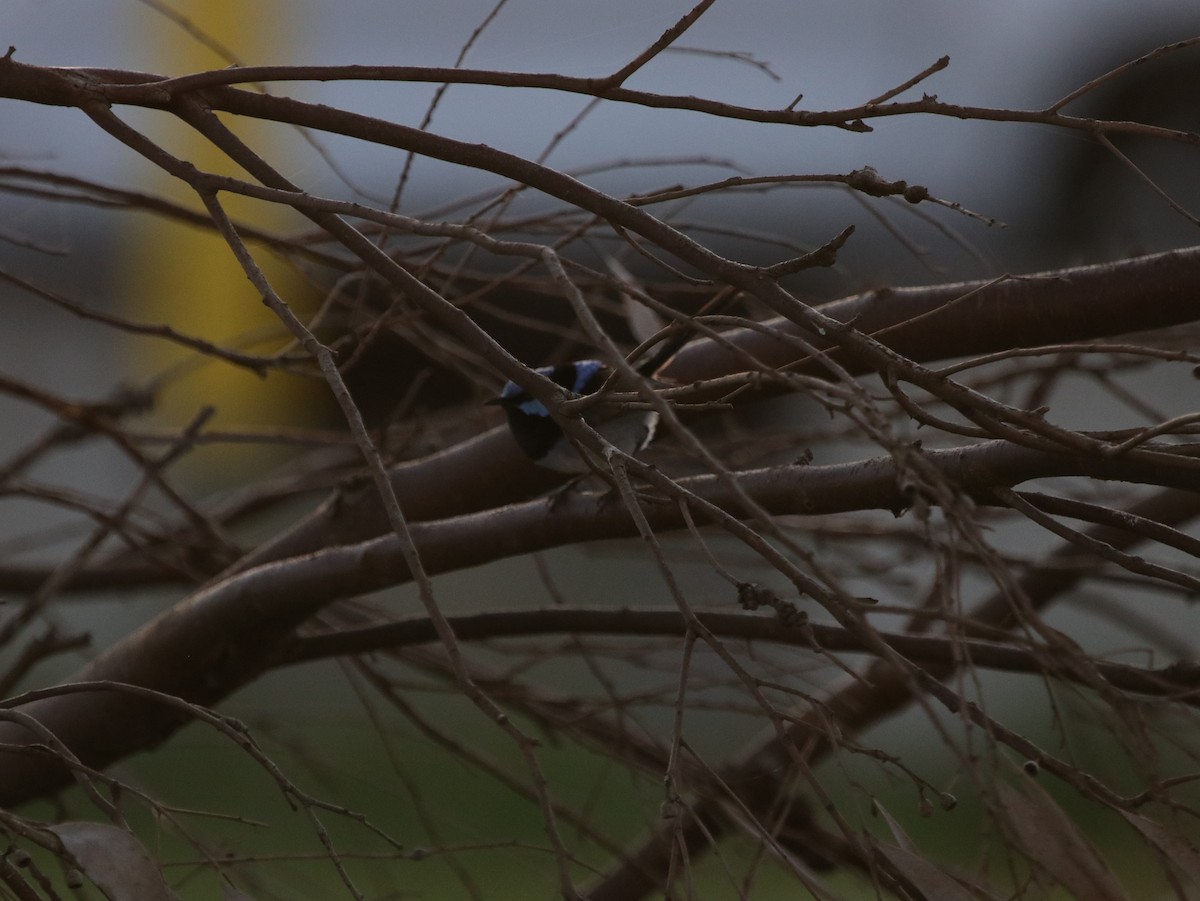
3;0;1198;300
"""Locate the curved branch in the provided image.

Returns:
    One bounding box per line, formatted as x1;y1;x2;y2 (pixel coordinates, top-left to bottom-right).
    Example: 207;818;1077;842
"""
284;605;1200;703
0;439;1194;804
33;58;1195;145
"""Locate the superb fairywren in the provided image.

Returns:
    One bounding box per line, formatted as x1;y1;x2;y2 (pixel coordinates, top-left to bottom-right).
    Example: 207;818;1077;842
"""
491;289;736;473
491;359;658;473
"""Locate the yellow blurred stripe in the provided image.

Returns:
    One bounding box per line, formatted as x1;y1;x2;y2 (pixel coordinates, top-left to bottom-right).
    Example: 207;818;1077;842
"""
121;2;320;475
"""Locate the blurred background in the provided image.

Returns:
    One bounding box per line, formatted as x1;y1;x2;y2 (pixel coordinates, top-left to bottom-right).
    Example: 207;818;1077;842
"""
6;0;1200;446
8;0;1200;260
3;2;1200;897
4;0;1197;495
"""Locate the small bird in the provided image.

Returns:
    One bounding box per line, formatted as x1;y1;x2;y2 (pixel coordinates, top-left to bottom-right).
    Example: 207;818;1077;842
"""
491;358;658;473
491;289;735;473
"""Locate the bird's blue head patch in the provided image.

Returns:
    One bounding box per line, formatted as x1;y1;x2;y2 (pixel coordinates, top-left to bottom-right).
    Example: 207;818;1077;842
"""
497;360;606;416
